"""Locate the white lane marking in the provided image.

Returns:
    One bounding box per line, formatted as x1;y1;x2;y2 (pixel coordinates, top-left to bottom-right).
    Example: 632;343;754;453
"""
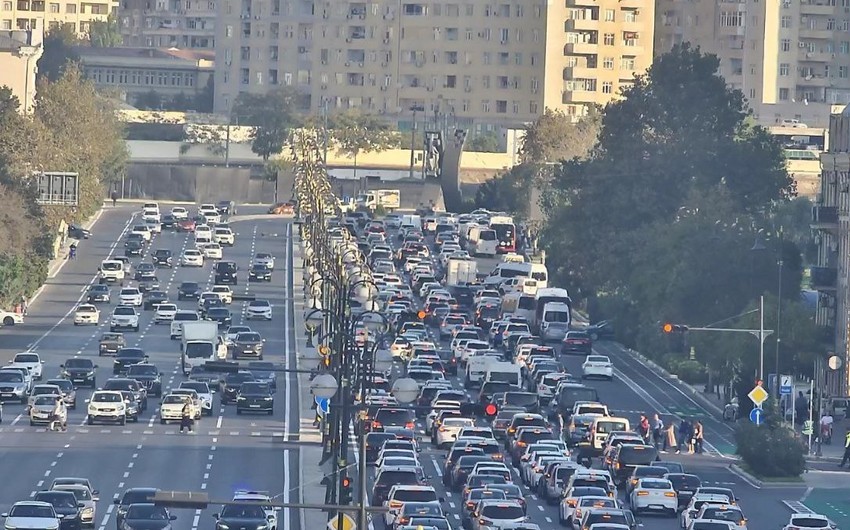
216;415;223;429
282;222;292;528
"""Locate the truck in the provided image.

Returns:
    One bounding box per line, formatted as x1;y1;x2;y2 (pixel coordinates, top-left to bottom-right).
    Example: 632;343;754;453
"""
355;189;400;211
180;321;227;375
445;258;478;287
531;288;572;334
484;361;522;388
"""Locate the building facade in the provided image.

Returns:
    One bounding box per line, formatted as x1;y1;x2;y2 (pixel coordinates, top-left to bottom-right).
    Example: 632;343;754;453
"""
814;105;850;393
655;0;850;127
0;22;42;112
77;46;213;107
118;0;215;49
0;0;115;35
213;0;654;131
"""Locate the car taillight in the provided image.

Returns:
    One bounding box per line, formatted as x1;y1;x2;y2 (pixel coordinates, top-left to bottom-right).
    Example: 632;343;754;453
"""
567;499;577;507
389;501;402;508
664;492;676;498
372;421;382;428
636;491;649;496
518;441;527;447
439;427;447;432
574;509;582;519
406;421;415;429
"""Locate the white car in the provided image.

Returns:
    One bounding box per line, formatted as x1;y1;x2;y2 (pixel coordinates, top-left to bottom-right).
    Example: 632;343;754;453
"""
689;521;736;530
110;306;140;332
9;352;43;381
202;243;223;259
181;249;204;267
142;208;160;223
782;514;833;530
170;389;203;419
693;505;747;530
179;381;214;416
435;416;475;447
145;218;162;234
130;225;151;241
246;300;273;320
383;486;439;528
680;495;732;529
2;501;62;530
171;206;188;220
198;292;220;310
214;227;235;246
119;288;143;306
0;309;24;327
232;491;278;530
252;253;275;270
87;390;126;425
73;304;100;326
582;355;614;381
154;303;178;324
195;223;212;236
629;478;677;515
211;285;233;304
225;325;252;345
160;393;198;423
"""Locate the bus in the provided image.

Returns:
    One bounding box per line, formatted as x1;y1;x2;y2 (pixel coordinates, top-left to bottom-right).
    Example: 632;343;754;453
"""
489;216;516;254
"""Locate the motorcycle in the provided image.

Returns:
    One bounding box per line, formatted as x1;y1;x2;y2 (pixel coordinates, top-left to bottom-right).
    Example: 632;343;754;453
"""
723;401;739;422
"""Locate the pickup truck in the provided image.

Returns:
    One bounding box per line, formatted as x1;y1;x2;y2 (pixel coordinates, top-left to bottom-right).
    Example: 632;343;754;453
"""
99;333;126;356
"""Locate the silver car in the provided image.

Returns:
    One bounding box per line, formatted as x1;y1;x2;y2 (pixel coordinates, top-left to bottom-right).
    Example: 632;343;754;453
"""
52;484;97;527
0;369;30;403
29;384;63;408
29;395;60;426
46;379;77;409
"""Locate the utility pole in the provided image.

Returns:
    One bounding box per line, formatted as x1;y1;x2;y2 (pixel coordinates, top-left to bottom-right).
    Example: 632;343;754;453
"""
409;107;418;180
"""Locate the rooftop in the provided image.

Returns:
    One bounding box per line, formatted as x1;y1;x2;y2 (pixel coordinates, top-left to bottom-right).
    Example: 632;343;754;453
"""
75;46;214;67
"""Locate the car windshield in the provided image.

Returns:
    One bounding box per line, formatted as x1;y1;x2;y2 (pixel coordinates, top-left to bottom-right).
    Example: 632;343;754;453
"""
0;372;23;382
220;504;266;519
788;517;831;528
238;333;262;342
114;307;135;316
480;505;524;519
57;488;91;501
377;471;418;485
65;359;94;369
47;380;73;391
10;505;55;518
127;365;157;376
118;349;145;359
240;383;270;394
181;382;209;393
94;393;122;403
35;493;76;509
34;396;58;405
126;505;169;520
249;301;270;308
395;490;437;502
15;354;39;363
163;395;187;404
618;446;658;465
702;508;743;522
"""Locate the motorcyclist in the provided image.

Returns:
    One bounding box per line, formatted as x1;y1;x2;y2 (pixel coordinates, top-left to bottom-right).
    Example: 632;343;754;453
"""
723;397;739;421
69;243;77;260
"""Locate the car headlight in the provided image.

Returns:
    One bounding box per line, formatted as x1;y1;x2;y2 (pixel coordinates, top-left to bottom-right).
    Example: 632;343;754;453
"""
82;508;93;516
257;526;268;530
264;397;273;401
217;525;229;530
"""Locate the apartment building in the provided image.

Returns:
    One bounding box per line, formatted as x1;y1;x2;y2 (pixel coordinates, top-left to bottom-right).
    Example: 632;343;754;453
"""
0;22;42;112
813;105;850;393
0;0;114;35
118;0;215;49
213;0;654;131
655;0;850;127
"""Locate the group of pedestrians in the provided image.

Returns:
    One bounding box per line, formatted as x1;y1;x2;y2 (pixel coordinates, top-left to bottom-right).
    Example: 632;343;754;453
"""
638;413;704;454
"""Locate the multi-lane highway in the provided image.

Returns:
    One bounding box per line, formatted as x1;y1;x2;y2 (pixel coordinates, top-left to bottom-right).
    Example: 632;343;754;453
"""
0;204;302;530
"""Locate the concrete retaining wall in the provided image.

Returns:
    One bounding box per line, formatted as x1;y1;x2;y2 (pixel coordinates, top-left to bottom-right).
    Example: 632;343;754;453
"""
125;163;278;204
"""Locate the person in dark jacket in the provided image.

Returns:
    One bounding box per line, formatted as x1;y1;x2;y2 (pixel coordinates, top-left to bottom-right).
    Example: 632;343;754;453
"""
179;399;194;434
677;419;693;454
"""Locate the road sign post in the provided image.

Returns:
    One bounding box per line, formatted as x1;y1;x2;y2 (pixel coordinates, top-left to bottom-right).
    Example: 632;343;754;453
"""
328;512;356;530
749;407;764;426
780;375;793;397
748;385;769;408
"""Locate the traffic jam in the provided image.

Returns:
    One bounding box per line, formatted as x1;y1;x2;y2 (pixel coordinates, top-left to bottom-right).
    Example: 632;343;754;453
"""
330;209;769;530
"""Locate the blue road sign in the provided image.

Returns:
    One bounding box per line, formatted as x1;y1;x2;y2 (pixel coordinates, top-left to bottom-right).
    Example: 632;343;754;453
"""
315;397;330;416
780;375;793;396
749;407;764;426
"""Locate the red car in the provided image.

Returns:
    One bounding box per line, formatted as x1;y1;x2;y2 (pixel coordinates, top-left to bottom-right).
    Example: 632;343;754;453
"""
177;219;196;232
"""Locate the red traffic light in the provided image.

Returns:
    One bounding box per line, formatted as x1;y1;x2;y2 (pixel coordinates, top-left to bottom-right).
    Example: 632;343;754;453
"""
341;477;352;488
484;403;498;417
662;323;673;333
417;310;426;320
662;323;688;333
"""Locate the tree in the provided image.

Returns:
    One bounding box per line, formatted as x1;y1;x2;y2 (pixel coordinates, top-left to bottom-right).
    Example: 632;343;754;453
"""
327;109;400;179
466;131;502;153
135;90;163;110
519;107;601;164
474;164;536;216
37;24;81;83
540;44;796;388
193;77;215;113
88;13;123;47
232;89;298;161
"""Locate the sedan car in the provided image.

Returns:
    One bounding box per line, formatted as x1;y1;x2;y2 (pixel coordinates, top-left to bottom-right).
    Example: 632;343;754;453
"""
562;331;592;355
177;282;201;300
30;394;60;426
247;361;277;391
181;250;204;267
629;478;677;515
99;333;125;357
120;503;175;530
248;264;272;282
33;490;82;530
252;253;275;270
235;382;274;415
213;503;268;530
581;355;614;381
179;381;213;415
1;501;63;530
113;348;147;375
10;351;43;381
119;288;143;307
202;243;223;259
154;304;177;324
246;300;273;321
220;371;256;404
51;485;97;527
159;394;197;423
86;285;111;304
114;489;160;530
206;307;232;328
231;332;264;360
143;291;168;311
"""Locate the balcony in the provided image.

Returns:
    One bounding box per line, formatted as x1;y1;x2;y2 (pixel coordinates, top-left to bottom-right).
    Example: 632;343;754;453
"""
799;27;833;40
562;89;596;104
618;0;642;7
565;0;597;7
800;1;835;15
565;18;597;31
810;266;838;291
563;66;597;79
800;50;834;62
812;206;839;231
797;74;830;87
564;42;598;55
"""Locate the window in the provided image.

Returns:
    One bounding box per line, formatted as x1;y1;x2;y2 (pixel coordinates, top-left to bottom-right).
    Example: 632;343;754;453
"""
499;27;509;42
828;17;836;30
483;52;491;65
779;88;789;100
1;18;9;28
603;32;614;45
530;77;538;92
840;65;849;78
496;100;507;113
1;1;9;9
604;8;614;21
779;63;789;76
65;3;75;12
780;38;790;52
465;3;472;15
48;2;57;11
530;101;538;114
842;41;850;54
481;99;490;112
719;11;744;26
602;56;614;69
512;100;519;113
620;56;635;70
781;15;791;28
602;81;613;94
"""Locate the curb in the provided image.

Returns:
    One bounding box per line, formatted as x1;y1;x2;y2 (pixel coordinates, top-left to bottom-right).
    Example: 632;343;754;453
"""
728;463;805;489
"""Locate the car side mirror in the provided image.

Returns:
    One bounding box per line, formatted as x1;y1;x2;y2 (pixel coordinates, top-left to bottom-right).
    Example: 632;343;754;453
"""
85;399;90;403
60;365;64;368
169;515;177;521
93;365;98;369
113;500;120;505
267;515;274;521
78;502;86;508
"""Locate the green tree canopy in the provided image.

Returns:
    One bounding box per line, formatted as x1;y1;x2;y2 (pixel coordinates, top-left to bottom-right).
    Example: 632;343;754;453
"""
37;24;82;83
88;13;123;47
519;106;601;164
232;89;298;161
327;109;400;178
465;131;502;153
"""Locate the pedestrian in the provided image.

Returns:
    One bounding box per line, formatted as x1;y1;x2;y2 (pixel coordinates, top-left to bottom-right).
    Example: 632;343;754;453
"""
49;397;67;432
111;190;118;207
676;418;692;454
821;411;835;444
652;413;664;450
638;415;651;444
20;295;27;316
179;398;194;434
693;421;704;454
663;422;677;453
840;429;850;467
796;391;809;425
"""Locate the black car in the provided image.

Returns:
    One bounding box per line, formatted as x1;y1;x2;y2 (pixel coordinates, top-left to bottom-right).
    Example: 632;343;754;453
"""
665;473;702;507
67;225;91;239
235;381;274;415
113;488;160;530
247;361;277;391
60;358;97;388
364;432;397;464
206;307;232;328
232;332;264;360
126;363;163;397
214;261;238;285
34;490;82;530
160;214;176;230
214;503;267;530
449;285;475;309
216;200;235;215
143;291;168;310
435;348;458;376
177;282;201;300
126;232;146;246
121;503;175;530
87;285;111;304
113;348;148;375
201;297;225;317
152;249;173;268
134;264;156;281
99;332;125;356
103;378;148;411
220;371;256;404
248;264;272;282
124;241;143;257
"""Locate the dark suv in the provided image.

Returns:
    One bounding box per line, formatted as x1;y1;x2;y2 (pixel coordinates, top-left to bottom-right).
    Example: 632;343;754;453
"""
152;249;172;268
609;444;659;484
177;282;201;300
214;261;238;285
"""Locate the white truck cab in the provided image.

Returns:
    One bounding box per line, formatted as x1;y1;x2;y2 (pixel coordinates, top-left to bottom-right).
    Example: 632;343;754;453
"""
99;260;125;285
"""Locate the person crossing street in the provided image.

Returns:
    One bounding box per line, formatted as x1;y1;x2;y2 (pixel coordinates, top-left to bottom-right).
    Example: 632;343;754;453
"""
49;397;67;432
839;429;850;467
179;398;194;434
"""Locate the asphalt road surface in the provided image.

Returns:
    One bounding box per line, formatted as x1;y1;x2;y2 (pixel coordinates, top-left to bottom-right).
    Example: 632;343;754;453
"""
0;204;301;530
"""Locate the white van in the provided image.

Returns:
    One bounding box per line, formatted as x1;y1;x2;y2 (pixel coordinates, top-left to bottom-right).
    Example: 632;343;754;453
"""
502;292;536;322
590;417;631;450
469;227;497;257
170;310;200;340
541;302;571;341
99;260;125;284
401;214;422;230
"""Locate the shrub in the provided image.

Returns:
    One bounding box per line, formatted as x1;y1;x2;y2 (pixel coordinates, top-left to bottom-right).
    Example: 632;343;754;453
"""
735;406;805;478
667;358;707;385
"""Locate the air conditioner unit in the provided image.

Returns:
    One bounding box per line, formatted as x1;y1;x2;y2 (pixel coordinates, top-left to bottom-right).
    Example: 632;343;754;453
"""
500;39;507;44
346;37;352;42
321;59;328;65
383;38;389;44
799;42;807;47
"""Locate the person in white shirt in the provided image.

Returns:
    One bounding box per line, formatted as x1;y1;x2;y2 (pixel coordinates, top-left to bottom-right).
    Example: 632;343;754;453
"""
821;412;835;443
50;397;67;432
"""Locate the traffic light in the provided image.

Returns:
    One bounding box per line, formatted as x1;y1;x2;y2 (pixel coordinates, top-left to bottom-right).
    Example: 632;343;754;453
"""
661;323;688;333
339;476;353;504
417;310;426;320
484;403;498;418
